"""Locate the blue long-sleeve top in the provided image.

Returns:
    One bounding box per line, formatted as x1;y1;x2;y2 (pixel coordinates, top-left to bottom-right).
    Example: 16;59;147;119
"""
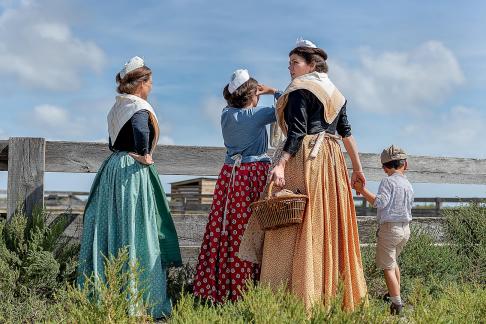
221;93;281;165
109;110;154;155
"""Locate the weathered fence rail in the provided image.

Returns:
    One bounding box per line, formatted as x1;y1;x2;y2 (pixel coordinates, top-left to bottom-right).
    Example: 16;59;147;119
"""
1;137;485;263
3;189;478;216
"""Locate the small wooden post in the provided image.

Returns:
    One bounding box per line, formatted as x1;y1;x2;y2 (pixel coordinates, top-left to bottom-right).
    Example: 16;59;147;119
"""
7;137;46;219
435;197;442;217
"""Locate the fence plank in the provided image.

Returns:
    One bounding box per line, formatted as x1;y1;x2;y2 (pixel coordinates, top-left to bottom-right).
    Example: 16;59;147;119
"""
43;141;226;175
43;141;486;184
2;139;486;184
7;137;45;219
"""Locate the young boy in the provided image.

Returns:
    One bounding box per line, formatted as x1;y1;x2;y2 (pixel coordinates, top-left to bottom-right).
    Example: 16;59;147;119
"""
354;145;413;315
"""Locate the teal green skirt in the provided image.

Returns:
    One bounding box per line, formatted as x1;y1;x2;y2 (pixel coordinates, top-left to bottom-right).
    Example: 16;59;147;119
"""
77;151;182;318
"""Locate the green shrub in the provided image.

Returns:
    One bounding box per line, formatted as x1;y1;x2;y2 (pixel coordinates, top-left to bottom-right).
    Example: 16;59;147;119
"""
398;226;465;297
407;280;486;323
0;207;79;322
1;208;79;296
169;282;486;323
58;247;153;323
170;284;309;324
171;283;393;323
167;262;196;304
443;202;486;283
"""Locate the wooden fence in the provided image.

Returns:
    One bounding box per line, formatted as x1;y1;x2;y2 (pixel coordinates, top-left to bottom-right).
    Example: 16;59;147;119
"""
1;137;485;263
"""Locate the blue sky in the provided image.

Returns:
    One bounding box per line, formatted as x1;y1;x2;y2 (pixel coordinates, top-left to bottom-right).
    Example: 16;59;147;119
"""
0;0;485;196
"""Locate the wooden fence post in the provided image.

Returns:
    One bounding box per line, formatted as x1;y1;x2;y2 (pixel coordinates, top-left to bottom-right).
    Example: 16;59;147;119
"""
435;197;443;216
7;137;46;219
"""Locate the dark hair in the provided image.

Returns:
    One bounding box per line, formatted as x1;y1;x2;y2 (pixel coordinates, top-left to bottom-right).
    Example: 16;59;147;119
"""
289;46;328;73
116;66;152;94
382;159;406;170
223;77;258;108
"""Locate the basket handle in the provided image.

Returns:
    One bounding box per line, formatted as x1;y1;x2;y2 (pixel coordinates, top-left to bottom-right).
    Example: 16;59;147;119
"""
265;181;275;200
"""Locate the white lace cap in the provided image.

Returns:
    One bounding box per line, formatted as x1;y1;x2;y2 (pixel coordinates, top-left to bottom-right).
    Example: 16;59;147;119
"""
295;37;317;48
228;69;250;94
119;56;144;79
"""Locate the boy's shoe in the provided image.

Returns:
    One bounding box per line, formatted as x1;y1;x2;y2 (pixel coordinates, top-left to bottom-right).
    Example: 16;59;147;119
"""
390;302;403;315
382;293;390;302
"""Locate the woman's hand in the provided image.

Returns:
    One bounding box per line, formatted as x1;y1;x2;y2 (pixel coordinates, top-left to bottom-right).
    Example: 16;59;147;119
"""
351;171;366;195
257;84;277;96
269;152;290;187
129;152;154;165
353;178;364;193
269;164;286;187
342;135;365;195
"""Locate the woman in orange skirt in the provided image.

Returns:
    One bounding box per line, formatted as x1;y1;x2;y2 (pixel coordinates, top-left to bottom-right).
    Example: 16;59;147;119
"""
240;38;367;311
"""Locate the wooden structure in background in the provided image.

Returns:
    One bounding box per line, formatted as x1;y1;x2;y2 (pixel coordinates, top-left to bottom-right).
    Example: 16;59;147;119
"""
170;178;216;213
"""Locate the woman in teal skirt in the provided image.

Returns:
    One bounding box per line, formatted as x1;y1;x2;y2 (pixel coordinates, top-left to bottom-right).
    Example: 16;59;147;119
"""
77;56;182;318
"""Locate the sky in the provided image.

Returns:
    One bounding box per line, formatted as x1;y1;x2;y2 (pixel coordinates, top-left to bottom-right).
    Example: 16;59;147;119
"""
0;0;485;197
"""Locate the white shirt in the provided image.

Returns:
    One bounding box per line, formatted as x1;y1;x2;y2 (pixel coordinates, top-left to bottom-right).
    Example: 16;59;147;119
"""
374;172;414;224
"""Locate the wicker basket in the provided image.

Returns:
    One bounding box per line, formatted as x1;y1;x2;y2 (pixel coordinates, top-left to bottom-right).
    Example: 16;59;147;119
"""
250;181;308;230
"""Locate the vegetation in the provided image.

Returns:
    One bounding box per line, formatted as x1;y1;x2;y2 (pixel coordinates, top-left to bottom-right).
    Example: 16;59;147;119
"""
0;203;484;323
0;207;78;322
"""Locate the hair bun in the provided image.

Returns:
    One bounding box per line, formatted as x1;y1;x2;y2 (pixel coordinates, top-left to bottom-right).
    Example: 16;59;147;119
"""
316;48;327;60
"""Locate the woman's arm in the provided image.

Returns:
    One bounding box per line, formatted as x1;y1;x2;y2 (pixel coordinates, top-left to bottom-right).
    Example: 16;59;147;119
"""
342;135;366;189
130;110;154;165
270;91;309;187
282;91;308;156
257;84;278;96
336;101;366;191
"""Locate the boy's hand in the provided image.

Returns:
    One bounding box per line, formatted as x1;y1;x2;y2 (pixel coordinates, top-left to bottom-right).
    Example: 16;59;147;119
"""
353;179;364;192
351;171;366;196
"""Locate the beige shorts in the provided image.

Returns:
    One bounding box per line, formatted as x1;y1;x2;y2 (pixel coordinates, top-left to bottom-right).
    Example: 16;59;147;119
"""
376;222;410;270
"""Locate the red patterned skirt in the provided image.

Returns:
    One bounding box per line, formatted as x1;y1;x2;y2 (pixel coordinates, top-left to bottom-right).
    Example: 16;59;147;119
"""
193;161;270;303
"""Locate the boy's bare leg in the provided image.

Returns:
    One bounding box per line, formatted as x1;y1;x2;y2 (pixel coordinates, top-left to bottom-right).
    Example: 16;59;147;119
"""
395;266;401;288
383;267;400;297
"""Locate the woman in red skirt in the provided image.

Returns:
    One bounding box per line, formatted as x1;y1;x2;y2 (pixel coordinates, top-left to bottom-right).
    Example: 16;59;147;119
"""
193;69;281;303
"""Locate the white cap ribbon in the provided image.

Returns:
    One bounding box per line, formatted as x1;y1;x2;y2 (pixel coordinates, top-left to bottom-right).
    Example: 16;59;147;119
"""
119;56;144;79
295;37;317;48
228;69;250;94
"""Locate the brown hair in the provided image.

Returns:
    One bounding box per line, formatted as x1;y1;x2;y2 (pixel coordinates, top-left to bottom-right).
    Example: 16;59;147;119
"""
382;159;406;170
289;46;328;73
223;77;258;108
116;66;152;94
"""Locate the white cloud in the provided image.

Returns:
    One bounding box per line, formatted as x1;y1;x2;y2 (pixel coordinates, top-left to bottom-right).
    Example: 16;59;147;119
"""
159;135;175;145
401;105;486;158
27;101;176;144
36;22;71;42
29;104;87;138
332;41;464;114
33;105;69;126
201;95;226;128
0;0;106;91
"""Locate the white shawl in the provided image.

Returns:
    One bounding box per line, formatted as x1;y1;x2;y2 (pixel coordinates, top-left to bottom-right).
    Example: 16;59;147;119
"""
107;94;160;154
270;72;345;146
